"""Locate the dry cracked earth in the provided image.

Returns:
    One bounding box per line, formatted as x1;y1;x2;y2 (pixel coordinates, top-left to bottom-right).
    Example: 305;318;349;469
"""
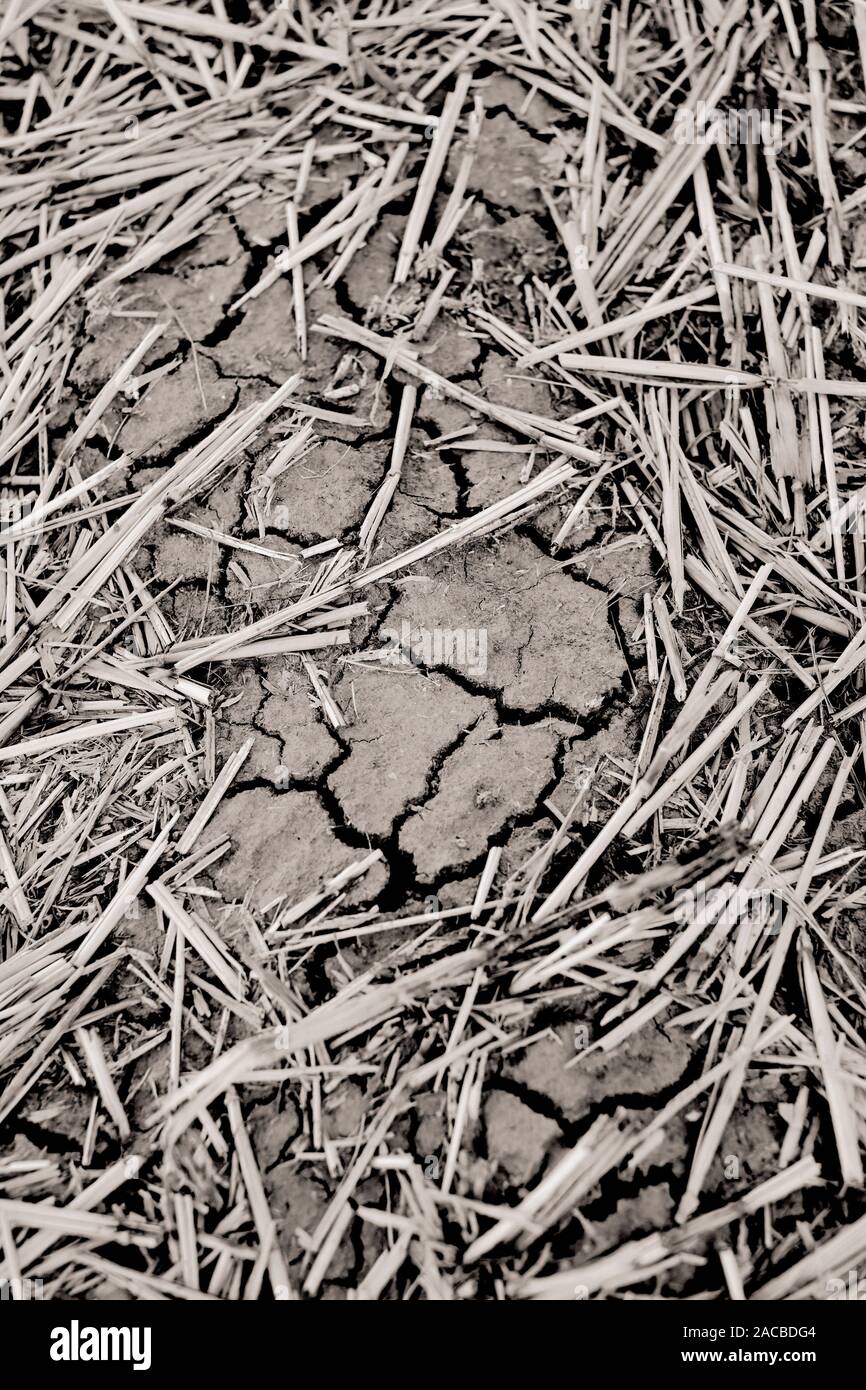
9;27;857;1302
60;89;684;1291
77;94;655;926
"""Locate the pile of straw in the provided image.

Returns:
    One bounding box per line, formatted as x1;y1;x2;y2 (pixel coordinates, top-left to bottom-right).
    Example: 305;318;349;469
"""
1;0;866;1301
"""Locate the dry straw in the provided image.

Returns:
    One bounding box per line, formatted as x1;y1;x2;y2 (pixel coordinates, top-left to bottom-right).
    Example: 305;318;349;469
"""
0;0;865;1305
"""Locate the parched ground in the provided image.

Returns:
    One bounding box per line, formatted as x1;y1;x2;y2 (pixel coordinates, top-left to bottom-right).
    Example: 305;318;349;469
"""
2;1;866;1304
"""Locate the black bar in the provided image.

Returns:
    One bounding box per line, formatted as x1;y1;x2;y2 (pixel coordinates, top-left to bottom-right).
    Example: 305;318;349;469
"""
2;1297;855;1378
